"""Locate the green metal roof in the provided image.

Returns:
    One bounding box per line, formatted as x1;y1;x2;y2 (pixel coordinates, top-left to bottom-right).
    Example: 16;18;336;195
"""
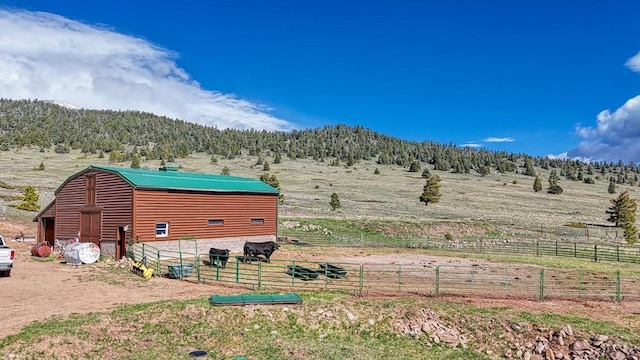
58;165;279;194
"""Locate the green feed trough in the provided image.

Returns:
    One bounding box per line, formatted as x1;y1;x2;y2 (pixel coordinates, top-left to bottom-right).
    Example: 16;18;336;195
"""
210;293;303;306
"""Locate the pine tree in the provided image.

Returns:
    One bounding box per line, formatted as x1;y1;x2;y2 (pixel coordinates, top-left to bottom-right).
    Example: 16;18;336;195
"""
606;189;637;228
523;157;536;176
608;180;616;194
263;161;270;171
16;185;40;212
421;167;431;178
374;168;380;175
273;152;282;164
408;160;421;173
330;192;341;211
547;170;563;194
419;174;441;206
623;222;638;245
260;173;284;203
533;175;542;192
346;153;355;167
221;166;230;175
130;153;141;169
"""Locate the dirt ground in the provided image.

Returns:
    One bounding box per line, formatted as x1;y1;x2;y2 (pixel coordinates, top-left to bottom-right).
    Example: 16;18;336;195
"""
2;219;640;341
0;240;240;339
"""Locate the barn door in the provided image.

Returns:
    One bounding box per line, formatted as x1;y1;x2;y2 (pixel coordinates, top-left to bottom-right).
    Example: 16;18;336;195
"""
80;211;102;245
43;218;55;247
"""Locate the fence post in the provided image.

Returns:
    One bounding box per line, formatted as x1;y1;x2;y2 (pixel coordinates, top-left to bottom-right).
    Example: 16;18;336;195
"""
536;241;539;257
585;227;589;241
539;269;545;301
594;244;598;262
156;249;160;276
359;264;364;296
617;246;620;262
258;260;262;290
616;270;621;303
555;241;558;256
574;243;577;258
504;268;509;297
235;258;240;283
195;240;200;283
435;266;440;297
579;270;583;296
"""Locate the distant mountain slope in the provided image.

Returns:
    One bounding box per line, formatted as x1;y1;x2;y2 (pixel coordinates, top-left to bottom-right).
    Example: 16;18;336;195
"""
0;99;629;179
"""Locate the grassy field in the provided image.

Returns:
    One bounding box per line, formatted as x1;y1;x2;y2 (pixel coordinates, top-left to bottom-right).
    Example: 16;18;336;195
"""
3;148;640;359
0;147;630;242
2;291;639;360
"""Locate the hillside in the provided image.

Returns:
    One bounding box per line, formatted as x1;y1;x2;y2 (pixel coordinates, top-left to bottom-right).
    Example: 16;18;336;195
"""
0;99;637;242
0;146;632;243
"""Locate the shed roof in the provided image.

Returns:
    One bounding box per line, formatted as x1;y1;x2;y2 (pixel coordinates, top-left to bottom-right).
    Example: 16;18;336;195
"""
56;165;279;194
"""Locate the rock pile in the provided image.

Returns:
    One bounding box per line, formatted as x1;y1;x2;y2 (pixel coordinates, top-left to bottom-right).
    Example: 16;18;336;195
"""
509;328;640;360
395;308;467;348
396;308;640;360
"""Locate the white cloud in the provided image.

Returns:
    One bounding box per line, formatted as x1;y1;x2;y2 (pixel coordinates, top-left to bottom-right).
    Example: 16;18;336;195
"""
569;95;640;162
460;143;482;148
626;52;640;72
546;152;568;160
484;137;514;143
568;53;640;162
0;8;292;131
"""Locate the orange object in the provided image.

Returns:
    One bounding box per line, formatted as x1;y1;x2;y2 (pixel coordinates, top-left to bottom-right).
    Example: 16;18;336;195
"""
31;242;52;257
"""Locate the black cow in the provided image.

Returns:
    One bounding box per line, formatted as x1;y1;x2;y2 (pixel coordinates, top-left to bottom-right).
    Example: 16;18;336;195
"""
208;248;230;268
243;241;280;262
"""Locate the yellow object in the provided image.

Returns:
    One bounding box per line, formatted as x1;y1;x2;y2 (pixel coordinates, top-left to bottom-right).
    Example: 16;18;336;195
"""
131;261;154;279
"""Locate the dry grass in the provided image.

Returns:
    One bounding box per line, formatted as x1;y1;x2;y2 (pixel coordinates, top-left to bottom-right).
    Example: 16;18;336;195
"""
0;147;625;236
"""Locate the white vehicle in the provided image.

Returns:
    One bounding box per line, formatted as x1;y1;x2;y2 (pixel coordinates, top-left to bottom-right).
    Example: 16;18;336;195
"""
0;235;14;277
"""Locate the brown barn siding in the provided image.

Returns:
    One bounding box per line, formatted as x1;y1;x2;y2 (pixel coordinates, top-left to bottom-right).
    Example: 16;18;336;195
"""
40;202;55;217
35;201;55;242
95;171;133;242
55;174;86;240
54;170;133;241
133;190;277;242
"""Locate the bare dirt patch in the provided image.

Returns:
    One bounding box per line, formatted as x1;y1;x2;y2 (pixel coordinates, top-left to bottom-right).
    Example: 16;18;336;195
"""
0;241;237;339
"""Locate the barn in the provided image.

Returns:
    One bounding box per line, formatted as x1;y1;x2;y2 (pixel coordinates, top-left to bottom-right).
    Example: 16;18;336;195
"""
33;165;279;259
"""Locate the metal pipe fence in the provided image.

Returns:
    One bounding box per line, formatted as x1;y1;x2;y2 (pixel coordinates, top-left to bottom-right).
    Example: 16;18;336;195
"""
279;230;640;265
130;244;640;302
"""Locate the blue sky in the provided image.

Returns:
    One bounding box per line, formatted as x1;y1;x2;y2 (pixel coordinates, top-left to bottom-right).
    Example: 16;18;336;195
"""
1;1;640;161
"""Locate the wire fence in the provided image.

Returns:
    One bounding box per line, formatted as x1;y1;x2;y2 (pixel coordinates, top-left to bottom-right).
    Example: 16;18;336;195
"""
278;230;640;264
130;242;640;302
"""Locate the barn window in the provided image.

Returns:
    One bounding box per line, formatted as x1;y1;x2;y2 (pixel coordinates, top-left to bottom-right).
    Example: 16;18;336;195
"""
85;174;96;205
250;218;265;224
208;219;224;225
155;222;169;237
